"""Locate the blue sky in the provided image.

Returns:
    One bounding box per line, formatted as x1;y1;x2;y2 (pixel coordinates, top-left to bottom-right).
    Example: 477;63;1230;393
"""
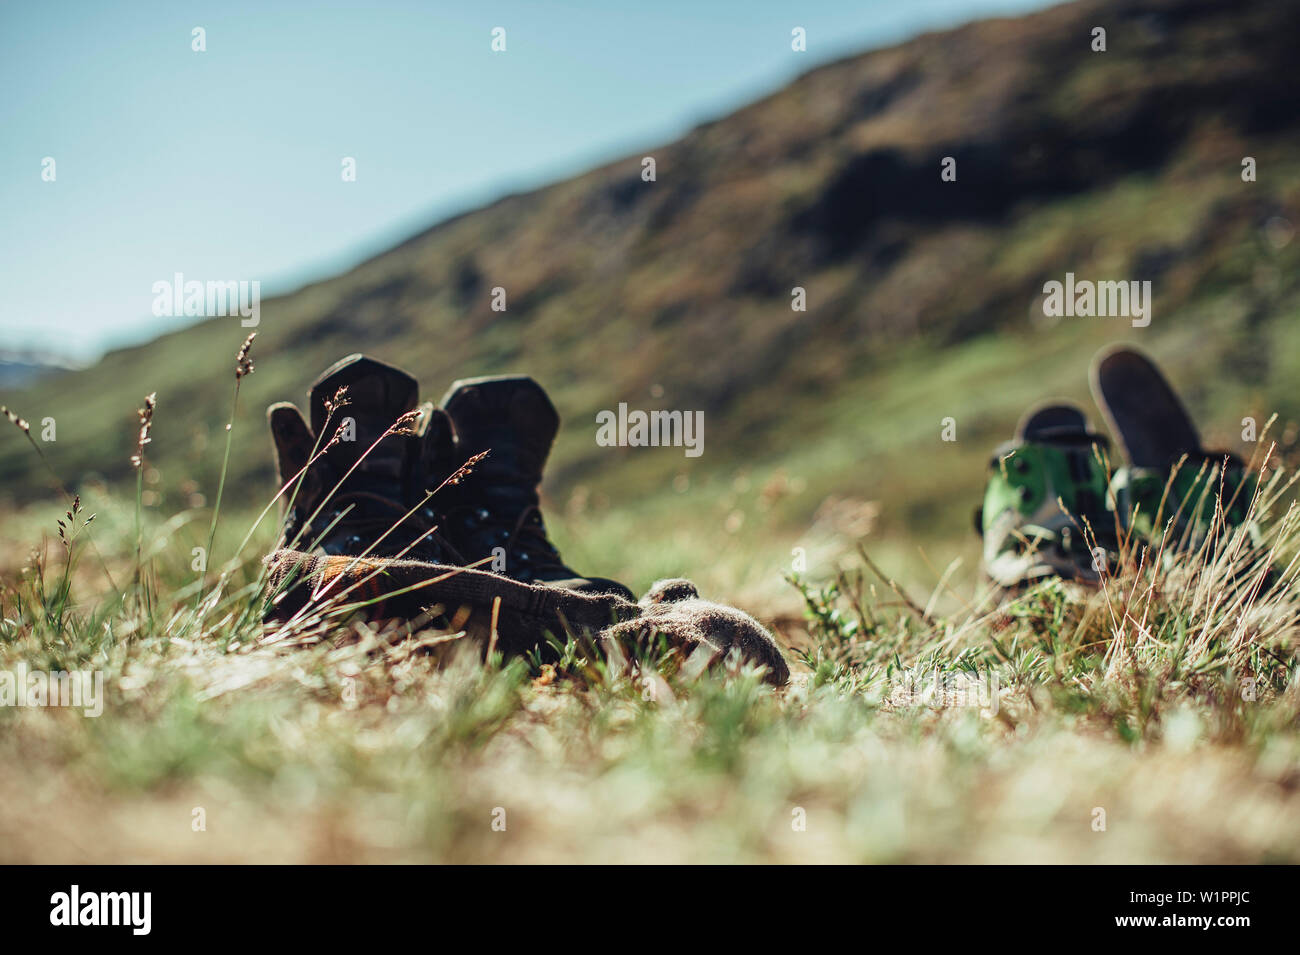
0;0;1057;361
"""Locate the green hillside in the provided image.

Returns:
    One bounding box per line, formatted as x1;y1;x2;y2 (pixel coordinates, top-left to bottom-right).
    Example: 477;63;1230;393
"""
4;0;1299;605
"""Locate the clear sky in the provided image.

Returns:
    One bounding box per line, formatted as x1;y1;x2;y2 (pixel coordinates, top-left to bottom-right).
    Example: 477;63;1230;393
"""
0;0;1057;361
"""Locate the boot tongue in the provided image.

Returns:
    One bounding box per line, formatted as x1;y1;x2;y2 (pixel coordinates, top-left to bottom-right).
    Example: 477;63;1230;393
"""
441;376;559;485
308;354;420;485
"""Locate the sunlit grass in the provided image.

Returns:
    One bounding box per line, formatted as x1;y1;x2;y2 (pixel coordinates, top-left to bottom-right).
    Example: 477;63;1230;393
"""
3;357;1298;860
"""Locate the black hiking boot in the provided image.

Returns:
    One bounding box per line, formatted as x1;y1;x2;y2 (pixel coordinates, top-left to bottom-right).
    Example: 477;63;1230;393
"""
438;375;635;600
976;400;1114;589
267;354;460;563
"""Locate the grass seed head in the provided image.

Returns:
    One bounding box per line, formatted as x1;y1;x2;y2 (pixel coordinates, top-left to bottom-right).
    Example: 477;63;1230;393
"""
131;393;157;469
235;332;257;379
323;386;351;418
385;409;424;438
443;449;490;488
1;405;31;434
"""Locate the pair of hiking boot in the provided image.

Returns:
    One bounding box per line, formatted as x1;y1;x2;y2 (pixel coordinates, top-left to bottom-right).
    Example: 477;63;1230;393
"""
977;346;1257;589
266;354;631;598
262;355;790;685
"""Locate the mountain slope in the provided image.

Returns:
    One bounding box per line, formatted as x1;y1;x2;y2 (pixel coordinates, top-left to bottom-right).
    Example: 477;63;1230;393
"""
4;0;1299;597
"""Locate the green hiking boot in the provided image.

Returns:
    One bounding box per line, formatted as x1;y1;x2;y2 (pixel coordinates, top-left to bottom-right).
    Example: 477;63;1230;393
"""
1108;451;1256;548
977;402;1114;588
1091;345;1258;553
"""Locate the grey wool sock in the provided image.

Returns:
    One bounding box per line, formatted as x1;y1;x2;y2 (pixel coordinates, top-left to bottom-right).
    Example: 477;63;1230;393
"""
264;554;788;686
600;578;790;685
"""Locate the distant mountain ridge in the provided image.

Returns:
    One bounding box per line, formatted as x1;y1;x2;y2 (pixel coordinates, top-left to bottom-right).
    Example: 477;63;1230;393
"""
0;352;80;390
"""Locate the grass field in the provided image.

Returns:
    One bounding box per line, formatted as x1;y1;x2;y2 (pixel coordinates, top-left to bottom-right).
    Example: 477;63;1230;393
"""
3;0;1300;864
3;346;1299;863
